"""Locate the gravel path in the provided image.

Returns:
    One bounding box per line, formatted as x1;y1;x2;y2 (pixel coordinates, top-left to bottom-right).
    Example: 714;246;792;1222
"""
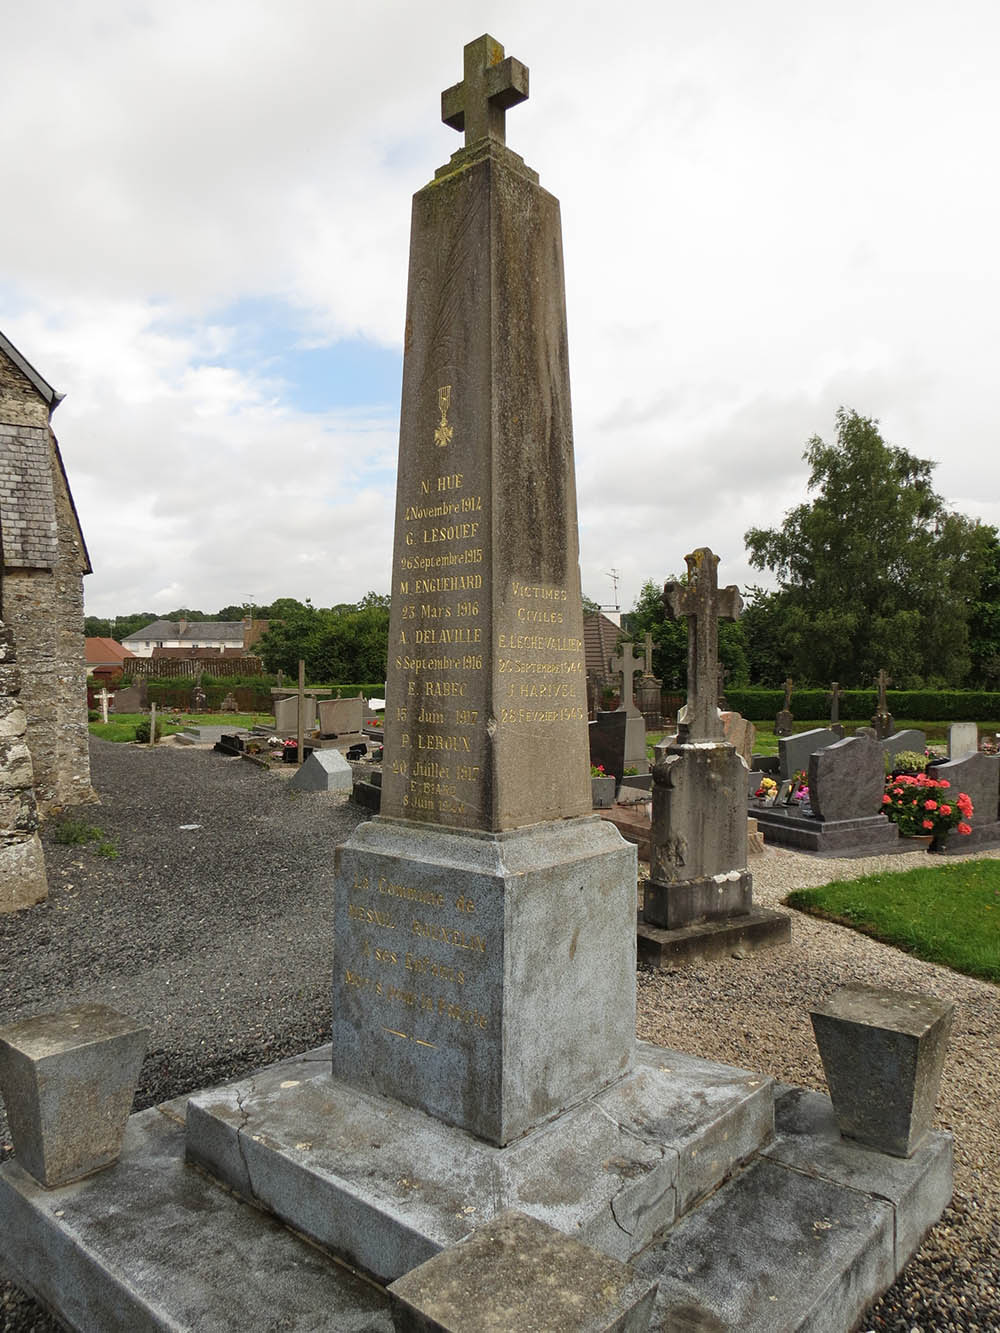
1;739;998;1331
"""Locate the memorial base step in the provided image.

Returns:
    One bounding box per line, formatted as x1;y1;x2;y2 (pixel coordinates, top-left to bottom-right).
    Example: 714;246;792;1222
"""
184;1042;773;1283
753;807;904;856
0;1054;952;1333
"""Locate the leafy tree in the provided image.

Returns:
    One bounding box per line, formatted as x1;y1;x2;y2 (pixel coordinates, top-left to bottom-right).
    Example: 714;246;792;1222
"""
968;529;1000;689
745;408;995;687
581;593;601;615
255;595;390;683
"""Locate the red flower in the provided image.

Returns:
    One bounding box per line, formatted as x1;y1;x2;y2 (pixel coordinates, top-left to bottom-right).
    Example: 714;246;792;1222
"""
940;804;952;816
922;819;934;830
924;800;937;811
882;794;891;804
958;822;972;835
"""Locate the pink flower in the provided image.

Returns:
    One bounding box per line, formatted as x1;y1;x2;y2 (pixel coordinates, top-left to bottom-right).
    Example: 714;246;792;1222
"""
958;822;972;835
882;793;891;804
922;819;934;830
957;793;974;816
940;804;952;816
924;800;937;811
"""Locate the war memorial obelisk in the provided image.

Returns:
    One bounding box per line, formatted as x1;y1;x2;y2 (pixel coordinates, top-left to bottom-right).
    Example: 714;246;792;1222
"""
332;34;636;1147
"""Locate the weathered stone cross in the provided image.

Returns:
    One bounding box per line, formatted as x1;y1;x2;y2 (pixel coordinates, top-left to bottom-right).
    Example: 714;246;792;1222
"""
642;631;655;677
664;548;742;741
441;34;529;147
876;669;891;714
827;681;844;725
609;640;643;717
96;686;111;725
782;677;794;711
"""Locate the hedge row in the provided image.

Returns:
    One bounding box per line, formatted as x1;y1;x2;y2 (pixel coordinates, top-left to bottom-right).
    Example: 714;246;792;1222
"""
127;678;385;713
725;689;1000;723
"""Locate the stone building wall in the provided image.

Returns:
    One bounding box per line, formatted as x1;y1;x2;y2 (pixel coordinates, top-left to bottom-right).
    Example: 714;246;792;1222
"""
0;620;48;909
0;341;94;814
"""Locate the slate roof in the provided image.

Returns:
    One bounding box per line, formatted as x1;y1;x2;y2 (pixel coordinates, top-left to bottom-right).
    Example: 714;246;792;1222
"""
583;612;622;679
122;620;247;645
0;331;91;575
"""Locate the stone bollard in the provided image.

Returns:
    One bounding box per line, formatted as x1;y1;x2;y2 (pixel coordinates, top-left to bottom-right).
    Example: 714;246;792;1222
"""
389;1209;657;1332
809;983;954;1158
0;1004;149;1187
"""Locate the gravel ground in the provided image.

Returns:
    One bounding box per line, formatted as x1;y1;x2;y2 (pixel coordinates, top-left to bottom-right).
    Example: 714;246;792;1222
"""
1;738;998;1331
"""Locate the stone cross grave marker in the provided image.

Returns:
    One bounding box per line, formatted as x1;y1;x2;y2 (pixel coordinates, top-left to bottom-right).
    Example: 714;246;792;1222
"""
96;687;111;725
609;640;643;717
783;677;794;711
642;631;655;676
441;33;529;147
876;669;891;712
828;681;844;726
271;660;313;761
333;34;635;1148
872;668;894;738
663;548;742;741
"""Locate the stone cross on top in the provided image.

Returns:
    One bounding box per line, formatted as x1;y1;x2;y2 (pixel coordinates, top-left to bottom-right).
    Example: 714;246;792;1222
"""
828;681;844;724
876;669;892;713
642;631;655;678
609;641;643;716
664;548;742;741
442;34;529;148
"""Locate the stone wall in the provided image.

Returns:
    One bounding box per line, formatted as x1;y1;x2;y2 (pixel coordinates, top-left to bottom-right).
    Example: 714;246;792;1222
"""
0;620;48;909
0;344;94;813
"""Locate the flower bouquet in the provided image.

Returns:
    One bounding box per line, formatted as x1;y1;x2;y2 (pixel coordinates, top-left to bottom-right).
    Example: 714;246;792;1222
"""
754;776;778;803
882;773;973;850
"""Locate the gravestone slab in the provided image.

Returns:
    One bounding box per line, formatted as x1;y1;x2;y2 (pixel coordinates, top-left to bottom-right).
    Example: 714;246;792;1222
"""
274;694;317;734
948;722;979;760
589;711;627;786
777;727;838;781
720;710;755;765
881;729;927;764
290;749;353;793
388;1209;658;1332
110;683;146;713
774;708;794;737
317;695;365;736
808;734;884;822
931;751;1000;824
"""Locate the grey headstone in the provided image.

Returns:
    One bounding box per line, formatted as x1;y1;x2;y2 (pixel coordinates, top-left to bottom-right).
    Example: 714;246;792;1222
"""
589;711;628;785
274;694;317;733
721;710;755;765
774;708;794;736
810;984;954;1157
111;683;146;713
388;1209;658;1332
290;749;353;793
808;734;885;821
948;722;979;760
881;729;927;763
0;1004;148;1187
317;695;365;736
778;727;839;780
931;750;1000;823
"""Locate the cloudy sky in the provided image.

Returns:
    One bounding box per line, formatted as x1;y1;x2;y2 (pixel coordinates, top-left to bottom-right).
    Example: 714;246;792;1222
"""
3;1;998;620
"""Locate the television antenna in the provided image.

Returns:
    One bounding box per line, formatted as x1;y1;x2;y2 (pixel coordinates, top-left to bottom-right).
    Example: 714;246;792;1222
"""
603;568;621;613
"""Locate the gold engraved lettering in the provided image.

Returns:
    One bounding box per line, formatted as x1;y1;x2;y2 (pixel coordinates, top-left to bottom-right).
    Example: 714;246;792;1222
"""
398;580;410;595
422;522;479;543
455;707;478;723
410;918;486;951
510;580;568;601
401;604;416;619
419;603;451;619
416;734;471;752
399;547;483;572
416;705;445;724
420;480;430;495
405;952;466;986
516;606;564;624
414;627;481;645
425;680;467;697
414;574;482;593
348;903;397;929
437;472;462;490
377;876;445;908
455;764;480;782
374;947;398;965
434;386;453;447
456;600;479;617
436;996;489;1030
455;895;475;913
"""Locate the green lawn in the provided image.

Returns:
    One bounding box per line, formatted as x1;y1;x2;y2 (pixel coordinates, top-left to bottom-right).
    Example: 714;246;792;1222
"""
785;859;1000;983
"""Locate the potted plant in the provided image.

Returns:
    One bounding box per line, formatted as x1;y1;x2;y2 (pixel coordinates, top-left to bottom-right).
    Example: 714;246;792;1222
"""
590;763;616;808
882;773;974;852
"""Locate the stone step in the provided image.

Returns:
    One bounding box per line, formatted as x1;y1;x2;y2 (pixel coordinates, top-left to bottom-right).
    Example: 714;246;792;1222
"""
0;1069;951;1332
633;1085;952;1331
184;1043;774;1284
0;1107;396;1332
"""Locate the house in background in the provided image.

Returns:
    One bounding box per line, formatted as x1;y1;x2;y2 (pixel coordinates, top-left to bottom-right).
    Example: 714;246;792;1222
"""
85;637;136;682
122;618;268;658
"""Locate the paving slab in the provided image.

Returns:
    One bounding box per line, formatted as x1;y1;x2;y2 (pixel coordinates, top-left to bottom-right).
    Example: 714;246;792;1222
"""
0;1107;395;1332
185;1043;773;1283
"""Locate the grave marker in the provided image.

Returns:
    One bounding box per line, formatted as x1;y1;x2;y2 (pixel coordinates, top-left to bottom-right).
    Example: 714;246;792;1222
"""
775;676;794;736
333;33;635;1145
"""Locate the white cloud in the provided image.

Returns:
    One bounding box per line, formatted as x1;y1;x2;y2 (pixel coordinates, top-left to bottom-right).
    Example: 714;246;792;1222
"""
3;0;998;620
